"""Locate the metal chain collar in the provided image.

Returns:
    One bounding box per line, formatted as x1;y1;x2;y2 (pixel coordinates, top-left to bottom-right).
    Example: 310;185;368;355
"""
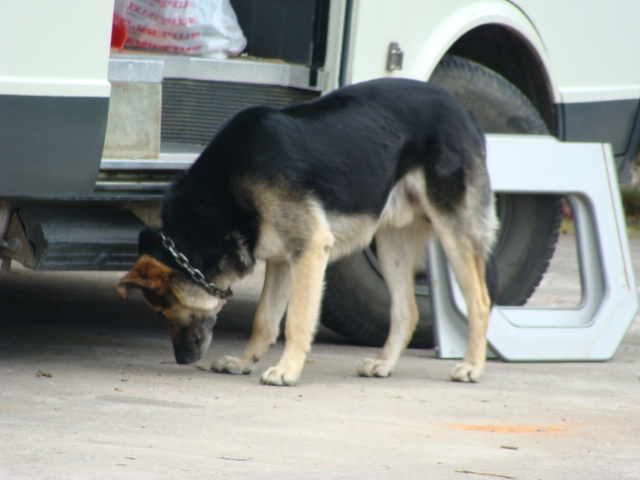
159;230;233;299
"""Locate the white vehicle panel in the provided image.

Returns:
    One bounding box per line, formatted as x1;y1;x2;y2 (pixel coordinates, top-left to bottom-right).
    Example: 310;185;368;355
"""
0;1;113;97
348;0;640;105
347;0;556;97
511;0;640;103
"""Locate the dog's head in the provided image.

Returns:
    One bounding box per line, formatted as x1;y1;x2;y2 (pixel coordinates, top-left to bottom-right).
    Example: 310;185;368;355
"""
117;228;230;365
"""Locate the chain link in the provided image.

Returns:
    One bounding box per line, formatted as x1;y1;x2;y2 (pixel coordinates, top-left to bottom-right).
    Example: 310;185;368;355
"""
159;230;233;299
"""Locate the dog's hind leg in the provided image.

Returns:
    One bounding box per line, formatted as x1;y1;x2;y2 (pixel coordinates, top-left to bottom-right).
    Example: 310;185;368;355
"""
358;220;431;378
212;260;292;375
260;220;334;386
435;227;492;383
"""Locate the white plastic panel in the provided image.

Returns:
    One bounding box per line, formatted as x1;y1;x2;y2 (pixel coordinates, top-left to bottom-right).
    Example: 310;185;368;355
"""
431;135;638;361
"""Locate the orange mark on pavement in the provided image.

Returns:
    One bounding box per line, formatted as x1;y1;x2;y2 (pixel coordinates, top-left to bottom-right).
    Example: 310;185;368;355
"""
449;424;579;434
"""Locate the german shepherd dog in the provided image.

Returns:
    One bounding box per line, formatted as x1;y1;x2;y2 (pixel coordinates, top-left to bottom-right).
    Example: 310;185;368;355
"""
118;78;498;386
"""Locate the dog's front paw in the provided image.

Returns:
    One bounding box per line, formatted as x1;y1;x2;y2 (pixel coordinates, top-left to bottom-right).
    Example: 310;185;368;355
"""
211;356;254;375
260;366;299;386
358;358;392;378
450;361;483;383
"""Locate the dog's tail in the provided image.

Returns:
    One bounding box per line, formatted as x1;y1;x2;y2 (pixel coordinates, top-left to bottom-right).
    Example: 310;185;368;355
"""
485;253;499;307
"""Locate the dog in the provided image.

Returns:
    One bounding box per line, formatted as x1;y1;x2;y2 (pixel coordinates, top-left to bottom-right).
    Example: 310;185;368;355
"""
117;78;498;386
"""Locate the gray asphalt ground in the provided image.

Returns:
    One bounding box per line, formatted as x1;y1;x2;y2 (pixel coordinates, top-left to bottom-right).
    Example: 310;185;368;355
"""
1;230;639;480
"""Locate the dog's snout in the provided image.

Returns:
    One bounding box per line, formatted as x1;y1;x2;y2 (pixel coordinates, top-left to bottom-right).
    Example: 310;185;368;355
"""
170;316;215;365
174;348;200;365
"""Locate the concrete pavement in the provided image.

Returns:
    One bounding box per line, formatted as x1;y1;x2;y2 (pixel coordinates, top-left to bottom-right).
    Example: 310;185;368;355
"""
1;232;639;479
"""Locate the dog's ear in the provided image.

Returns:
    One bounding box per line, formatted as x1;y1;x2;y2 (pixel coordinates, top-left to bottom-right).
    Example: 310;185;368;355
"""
117;254;173;300
118;254;222;312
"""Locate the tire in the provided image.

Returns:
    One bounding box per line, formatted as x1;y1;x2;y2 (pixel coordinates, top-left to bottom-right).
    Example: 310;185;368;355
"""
321;55;562;348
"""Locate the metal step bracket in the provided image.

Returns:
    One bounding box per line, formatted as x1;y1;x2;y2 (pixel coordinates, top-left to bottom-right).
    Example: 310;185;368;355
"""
430;135;638;361
3;207;145;271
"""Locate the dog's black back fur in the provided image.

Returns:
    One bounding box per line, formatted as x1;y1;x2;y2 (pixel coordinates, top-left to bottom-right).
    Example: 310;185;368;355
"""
145;78;486;278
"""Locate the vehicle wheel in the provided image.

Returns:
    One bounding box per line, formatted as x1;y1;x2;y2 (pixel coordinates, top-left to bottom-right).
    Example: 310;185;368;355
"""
321;55;562;348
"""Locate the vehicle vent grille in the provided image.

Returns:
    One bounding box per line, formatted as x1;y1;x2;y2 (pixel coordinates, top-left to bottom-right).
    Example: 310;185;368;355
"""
161;79;320;145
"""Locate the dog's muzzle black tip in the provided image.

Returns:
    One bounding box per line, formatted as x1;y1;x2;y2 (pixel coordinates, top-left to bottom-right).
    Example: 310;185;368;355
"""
174;349;203;365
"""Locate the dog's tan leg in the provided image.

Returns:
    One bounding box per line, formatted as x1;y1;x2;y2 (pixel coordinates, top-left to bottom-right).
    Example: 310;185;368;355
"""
260;225;334;386
212;260;291;375
358;221;430;377
438;234;492;382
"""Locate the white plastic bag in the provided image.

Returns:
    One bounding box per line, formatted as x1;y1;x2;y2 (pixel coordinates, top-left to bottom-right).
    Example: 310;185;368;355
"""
114;0;246;59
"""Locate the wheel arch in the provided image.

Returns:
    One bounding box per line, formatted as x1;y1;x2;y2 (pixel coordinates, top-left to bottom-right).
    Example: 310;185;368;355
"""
446;24;555;134
399;2;558;134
